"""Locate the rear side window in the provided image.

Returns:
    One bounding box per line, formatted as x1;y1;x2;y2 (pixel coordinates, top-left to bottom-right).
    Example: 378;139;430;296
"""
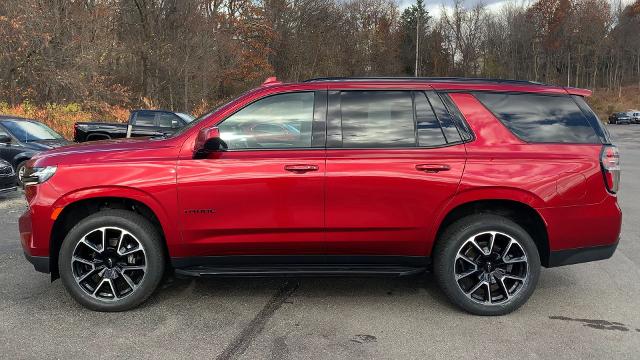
340;91;415;147
474;92;600;143
572;95;611;144
414;92;447;146
425;92;462;143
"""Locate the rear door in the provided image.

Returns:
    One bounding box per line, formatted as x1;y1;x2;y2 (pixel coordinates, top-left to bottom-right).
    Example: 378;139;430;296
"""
324;90;467;256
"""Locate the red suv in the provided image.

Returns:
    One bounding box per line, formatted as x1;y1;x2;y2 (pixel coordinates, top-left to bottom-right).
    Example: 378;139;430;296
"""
18;77;621;315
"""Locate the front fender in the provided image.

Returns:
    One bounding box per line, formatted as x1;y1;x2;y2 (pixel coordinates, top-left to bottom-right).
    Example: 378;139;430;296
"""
52;186;180;252
11;151;35;167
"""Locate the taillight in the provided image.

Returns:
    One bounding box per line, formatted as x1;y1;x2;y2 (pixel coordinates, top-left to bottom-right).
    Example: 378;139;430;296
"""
600;145;620;194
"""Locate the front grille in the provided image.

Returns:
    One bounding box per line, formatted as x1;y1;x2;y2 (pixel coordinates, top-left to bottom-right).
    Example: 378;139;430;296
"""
0;165;15;177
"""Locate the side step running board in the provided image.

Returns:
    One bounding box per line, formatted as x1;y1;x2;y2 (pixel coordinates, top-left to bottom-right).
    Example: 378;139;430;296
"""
175;265;427;278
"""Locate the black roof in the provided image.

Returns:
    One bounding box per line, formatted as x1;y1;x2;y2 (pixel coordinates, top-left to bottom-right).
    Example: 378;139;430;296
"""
303;76;547;86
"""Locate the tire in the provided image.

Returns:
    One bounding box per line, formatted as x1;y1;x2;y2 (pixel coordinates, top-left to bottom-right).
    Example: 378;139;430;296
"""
433;214;541;316
15;160;27;186
59;209;165;311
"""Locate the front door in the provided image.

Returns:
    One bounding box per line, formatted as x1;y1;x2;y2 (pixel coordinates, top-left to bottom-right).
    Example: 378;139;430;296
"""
324;90;467;257
177;91;327;256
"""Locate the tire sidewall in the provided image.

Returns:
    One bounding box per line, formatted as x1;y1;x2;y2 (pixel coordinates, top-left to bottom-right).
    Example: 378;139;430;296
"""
59;210;165;312
15;160;27;186
434;214;541;316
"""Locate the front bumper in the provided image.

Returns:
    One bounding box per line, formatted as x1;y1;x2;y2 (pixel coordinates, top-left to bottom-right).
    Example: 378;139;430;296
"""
0;186;17;194
19;208;51;273
547;241;619;267
0;173;16;193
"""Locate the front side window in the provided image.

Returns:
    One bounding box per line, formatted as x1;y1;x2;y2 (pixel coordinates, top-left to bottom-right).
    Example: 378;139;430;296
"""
156;113;181;128
340;91;415;148
133;111;156;127
474;92;600;143
218;92;314;149
176;113;195;123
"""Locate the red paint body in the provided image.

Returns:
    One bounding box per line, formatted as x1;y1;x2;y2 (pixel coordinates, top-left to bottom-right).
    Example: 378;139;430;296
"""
18;80;621;267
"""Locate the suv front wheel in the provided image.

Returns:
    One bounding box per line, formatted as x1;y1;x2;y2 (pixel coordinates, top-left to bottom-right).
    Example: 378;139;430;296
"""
59;210;165;311
434;214;541;316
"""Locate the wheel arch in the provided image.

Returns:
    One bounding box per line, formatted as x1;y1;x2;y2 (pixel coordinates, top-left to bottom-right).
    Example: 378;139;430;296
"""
11;152;33;168
433;194;550;267
86;133;112;141
49;188;175;279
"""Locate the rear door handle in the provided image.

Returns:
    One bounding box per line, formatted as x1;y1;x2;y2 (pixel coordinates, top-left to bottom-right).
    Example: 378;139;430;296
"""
284;164;319;173
415;164;451;173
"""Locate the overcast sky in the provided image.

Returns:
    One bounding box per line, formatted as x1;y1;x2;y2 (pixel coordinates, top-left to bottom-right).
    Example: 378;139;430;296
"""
398;0;634;18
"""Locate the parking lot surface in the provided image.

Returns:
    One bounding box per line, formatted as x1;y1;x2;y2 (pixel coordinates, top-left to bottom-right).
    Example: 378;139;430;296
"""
1;125;639;359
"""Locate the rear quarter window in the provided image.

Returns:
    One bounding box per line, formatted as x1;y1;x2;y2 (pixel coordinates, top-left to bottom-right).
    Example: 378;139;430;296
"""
473;92;601;144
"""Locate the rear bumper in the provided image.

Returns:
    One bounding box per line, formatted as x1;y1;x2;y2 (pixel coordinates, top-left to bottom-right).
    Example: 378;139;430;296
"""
23;252;50;273
547;241;618;267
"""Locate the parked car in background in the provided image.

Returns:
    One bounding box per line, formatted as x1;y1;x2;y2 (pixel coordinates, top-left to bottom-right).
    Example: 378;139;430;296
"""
19;77;621;315
0;116;70;185
628;110;640;124
608;112;632;124
74;109;194;142
0;159;17;194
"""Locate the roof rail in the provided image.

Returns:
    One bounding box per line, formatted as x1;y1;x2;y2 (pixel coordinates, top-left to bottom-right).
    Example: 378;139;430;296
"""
303;76;548;86
262;77;282;86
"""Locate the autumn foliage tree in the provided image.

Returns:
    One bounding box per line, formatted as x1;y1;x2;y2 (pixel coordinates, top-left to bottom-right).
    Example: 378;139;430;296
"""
1;0;640;116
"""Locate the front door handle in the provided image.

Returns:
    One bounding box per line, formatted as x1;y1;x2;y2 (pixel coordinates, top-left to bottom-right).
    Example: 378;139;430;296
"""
284;164;319;173
415;164;451;173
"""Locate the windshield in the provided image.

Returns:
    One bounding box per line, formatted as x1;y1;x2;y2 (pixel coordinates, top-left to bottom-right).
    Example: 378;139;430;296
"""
1;120;64;142
176;112;195;123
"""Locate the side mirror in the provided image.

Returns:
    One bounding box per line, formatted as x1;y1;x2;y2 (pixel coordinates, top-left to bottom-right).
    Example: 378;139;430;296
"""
194;126;227;155
0;135;11;144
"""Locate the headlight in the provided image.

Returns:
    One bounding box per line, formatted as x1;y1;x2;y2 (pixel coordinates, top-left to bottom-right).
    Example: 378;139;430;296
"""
22;166;57;186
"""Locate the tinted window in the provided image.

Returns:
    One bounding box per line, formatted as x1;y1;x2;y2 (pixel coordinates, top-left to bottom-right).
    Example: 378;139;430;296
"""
340;91;415;148
572;95;610;144
440;93;472;141
474;92;600;143
415;92;447;146
218;92;314;149
156;113;180;128
425;92;462;143
176;112;195;123
134;111;155;126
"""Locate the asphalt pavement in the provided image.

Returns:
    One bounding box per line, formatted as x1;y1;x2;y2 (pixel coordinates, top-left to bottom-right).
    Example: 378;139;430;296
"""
1;125;639;359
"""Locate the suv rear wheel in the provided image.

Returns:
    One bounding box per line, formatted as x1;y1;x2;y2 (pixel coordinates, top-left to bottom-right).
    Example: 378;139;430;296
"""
434;214;541;316
59;210;165;311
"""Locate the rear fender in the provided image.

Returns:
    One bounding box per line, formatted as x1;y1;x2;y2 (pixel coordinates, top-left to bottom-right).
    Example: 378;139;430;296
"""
428;187;548;249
